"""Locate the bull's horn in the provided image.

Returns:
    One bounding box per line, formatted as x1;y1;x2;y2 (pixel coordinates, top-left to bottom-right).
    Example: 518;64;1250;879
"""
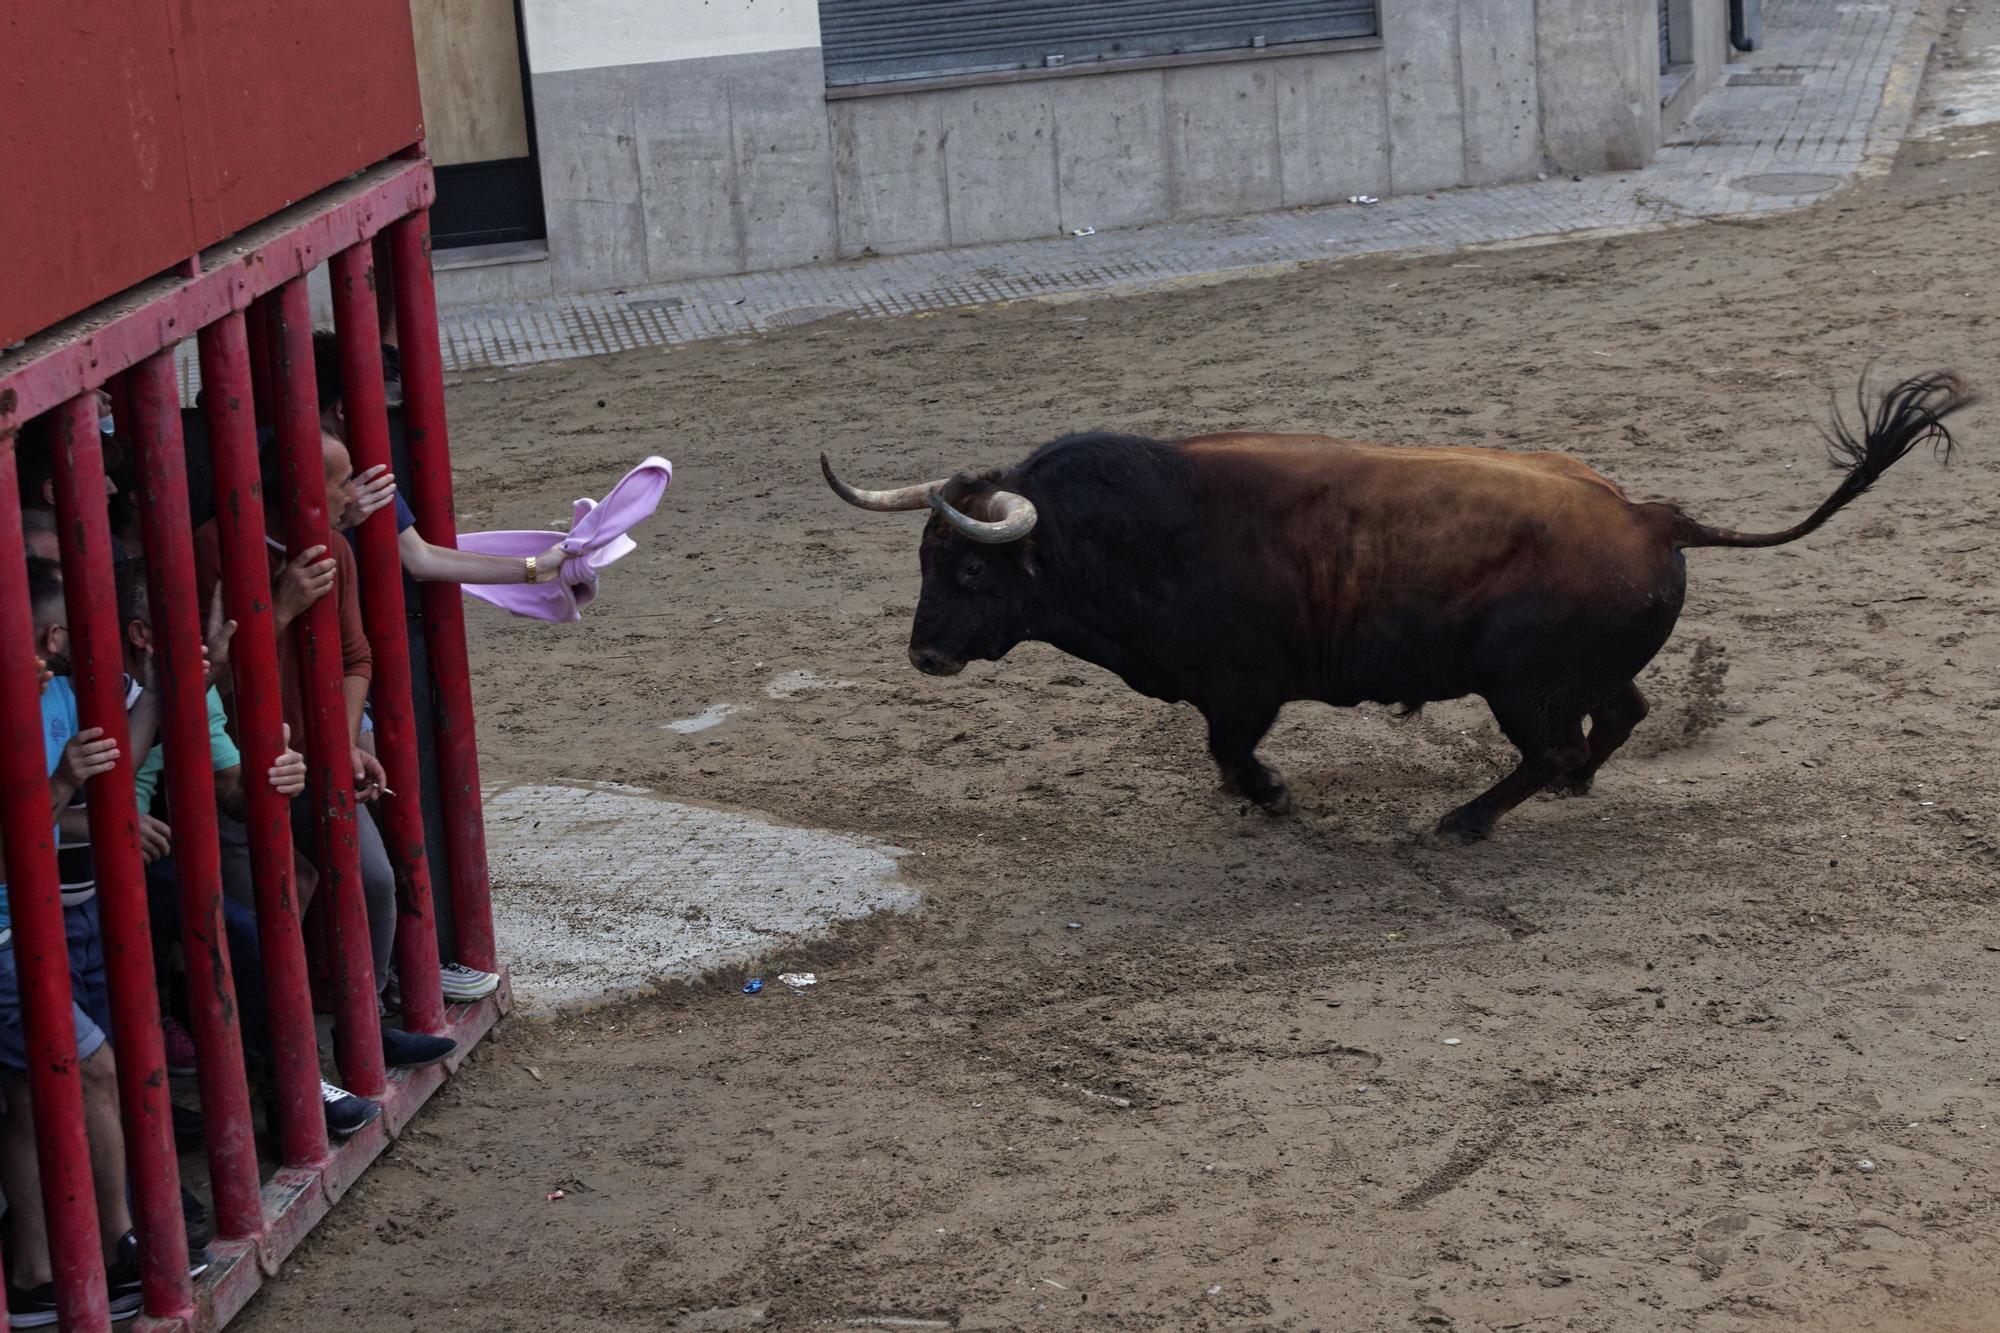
929;487;1038;544
821;453;940;511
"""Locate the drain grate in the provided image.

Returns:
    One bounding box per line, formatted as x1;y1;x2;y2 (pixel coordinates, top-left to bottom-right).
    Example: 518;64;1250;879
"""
1728;71;1808;86
1733;171;1844;194
764;305;850;327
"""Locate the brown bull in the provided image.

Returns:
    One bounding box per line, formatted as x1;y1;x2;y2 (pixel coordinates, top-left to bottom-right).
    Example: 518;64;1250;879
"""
825;373;1972;841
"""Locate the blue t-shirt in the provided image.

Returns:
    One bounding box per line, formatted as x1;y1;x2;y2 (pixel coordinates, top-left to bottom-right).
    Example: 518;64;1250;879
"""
340;490;417;556
0;678;91;931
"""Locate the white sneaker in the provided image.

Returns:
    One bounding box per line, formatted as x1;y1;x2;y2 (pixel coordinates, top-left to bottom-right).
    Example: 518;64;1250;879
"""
439;962;500;1002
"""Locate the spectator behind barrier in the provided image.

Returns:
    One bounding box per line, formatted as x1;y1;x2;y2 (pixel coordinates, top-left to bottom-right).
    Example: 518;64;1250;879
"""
311;330;566;594
109;558;380;1142
19;509;59;562
14;408;129;561
0;559;201;1324
191;431;456;1073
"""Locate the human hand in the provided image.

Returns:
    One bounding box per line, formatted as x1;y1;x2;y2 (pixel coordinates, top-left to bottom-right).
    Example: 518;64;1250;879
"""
536;542;569;580
138;814;173;864
269;724;307;798
56;728;119;787
340;464;398;531
351;746;390;803
35;656;52;694
274;546;336;622
204;587;237;688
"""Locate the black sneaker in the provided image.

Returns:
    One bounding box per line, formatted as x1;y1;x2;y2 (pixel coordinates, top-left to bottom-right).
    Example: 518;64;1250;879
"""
88;1240;147;1327
381;1028;454;1069
5;1279;61;1328
109;1230;209;1297
6;1277;136;1327
180;1188;215;1254
321;1080;382;1139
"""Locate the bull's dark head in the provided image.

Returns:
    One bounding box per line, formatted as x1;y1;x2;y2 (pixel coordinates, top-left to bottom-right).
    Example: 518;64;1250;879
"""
822;455;1040;677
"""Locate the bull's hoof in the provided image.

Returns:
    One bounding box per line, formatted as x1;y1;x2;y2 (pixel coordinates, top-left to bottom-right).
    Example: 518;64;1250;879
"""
1432;812;1492;845
1548;774;1595;799
1254;785;1295;816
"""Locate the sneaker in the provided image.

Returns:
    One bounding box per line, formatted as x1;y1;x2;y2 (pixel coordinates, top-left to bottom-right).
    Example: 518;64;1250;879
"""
7;1278;140;1327
109;1231;209;1296
97;1236;151;1325
438;962;499;1002
181;1188;215;1254
161;1018;198;1077
321;1080;381;1139
381;1028;455;1069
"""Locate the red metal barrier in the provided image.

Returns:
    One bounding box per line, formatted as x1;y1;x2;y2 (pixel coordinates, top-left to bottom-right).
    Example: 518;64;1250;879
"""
64;384;202;1322
129;352;265;1248
328;245;447;1038
385;213;498;974
0;431;111;1331
1;157;508;1332
267;278;387;1100
199;311;332;1172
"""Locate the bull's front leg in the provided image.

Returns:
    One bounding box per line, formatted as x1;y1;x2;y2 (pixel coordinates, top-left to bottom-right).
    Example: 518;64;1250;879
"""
1202;701;1292;815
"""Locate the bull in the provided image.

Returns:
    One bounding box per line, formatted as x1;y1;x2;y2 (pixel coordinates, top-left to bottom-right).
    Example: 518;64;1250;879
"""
823;373;1971;841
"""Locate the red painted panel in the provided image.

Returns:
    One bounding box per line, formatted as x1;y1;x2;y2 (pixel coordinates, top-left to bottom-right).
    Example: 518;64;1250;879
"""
0;0;422;348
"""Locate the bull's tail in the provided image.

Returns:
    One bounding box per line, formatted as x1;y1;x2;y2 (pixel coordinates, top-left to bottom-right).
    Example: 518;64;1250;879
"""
1671;371;1974;550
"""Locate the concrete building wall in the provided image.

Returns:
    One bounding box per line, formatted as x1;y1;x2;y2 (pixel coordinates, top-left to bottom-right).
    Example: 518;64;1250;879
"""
1664;0;1738;134
435;0;1724;305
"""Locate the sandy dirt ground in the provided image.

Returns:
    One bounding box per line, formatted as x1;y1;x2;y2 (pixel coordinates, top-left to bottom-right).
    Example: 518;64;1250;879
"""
237;54;2000;1333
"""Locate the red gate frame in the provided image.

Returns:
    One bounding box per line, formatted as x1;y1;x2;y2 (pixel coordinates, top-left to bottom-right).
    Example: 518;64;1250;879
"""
0;155;509;1333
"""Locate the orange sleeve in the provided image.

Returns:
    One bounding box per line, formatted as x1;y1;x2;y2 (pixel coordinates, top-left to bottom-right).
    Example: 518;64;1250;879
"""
334;540;373;683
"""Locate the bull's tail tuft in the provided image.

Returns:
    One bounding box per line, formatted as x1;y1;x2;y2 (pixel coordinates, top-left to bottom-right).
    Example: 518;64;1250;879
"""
1672;370;1975;550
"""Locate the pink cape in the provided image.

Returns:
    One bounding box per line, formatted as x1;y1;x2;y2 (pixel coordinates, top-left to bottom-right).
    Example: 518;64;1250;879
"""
455;456;671;621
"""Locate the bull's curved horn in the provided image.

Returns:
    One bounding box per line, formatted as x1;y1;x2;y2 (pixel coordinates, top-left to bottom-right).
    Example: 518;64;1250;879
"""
929;487;1038;544
821;453;941;512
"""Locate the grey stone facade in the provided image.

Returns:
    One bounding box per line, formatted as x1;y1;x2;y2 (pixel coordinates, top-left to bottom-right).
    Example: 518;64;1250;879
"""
437;0;1737;305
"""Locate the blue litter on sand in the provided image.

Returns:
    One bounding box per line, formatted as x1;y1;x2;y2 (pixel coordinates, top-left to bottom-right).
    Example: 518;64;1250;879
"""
742;978;764;994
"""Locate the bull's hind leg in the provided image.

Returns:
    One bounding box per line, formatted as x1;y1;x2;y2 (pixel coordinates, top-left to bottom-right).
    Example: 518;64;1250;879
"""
1202;699;1292;815
1434;698;1590;844
1551;681;1649;797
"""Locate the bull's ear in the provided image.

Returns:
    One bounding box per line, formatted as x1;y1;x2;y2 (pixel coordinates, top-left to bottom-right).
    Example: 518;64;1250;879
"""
1018;539;1040;579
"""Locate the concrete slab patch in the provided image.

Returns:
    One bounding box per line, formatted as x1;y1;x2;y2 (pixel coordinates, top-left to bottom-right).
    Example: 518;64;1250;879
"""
483;782;918;1011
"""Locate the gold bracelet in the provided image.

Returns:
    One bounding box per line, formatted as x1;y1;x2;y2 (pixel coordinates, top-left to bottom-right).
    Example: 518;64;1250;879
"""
525;555;539;584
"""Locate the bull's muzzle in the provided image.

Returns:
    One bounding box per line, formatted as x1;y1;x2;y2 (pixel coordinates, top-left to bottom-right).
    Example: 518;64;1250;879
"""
909;645;967;677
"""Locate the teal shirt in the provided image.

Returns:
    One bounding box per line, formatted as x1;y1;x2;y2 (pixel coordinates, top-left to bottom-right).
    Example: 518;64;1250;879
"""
133;686;240;813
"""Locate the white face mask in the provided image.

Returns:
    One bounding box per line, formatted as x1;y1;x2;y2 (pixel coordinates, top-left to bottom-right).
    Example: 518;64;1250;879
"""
100;415;116;436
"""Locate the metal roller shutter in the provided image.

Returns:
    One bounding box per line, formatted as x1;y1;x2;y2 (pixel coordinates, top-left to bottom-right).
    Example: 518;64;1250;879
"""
820;1;1381;88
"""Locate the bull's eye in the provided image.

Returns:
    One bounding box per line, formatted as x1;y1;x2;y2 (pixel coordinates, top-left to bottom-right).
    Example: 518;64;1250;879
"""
962;560;985;581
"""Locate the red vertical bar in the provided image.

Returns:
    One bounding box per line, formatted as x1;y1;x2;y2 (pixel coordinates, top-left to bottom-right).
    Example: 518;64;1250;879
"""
129;352;264;1244
385;211;497;973
243;300;274;430
200;313;330;1166
269;276;387;1097
51;392;196;1317
329;244;447;1036
0;408;111;1332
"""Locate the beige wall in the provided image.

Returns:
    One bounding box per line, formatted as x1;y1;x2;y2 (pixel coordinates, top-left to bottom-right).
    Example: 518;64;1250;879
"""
412;0;532;165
